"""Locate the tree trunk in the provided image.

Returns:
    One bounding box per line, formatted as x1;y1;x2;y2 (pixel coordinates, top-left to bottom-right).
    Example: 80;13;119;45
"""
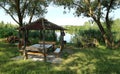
106;23;114;48
93;18;112;48
105;10;114;48
22;30;27;59
60;30;65;50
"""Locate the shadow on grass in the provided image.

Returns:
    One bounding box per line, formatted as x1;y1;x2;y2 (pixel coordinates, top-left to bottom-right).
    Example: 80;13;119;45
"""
0;60;49;74
0;60;76;74
59;47;120;74
0;41;75;74
0;41;19;63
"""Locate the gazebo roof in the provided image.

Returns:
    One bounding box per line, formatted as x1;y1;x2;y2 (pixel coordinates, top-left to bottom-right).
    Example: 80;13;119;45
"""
19;18;66;30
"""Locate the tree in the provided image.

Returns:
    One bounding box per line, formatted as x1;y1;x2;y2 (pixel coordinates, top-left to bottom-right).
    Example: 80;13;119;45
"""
0;0;48;27
0;0;50;60
53;0;120;48
0;0;49;40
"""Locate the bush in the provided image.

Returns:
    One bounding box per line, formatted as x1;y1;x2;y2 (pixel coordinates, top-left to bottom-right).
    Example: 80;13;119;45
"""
0;22;18;38
29;30;57;41
71;29;100;47
0;28;17;38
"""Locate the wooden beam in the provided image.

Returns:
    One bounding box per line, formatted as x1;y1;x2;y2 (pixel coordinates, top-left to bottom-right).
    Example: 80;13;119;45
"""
42;18;46;62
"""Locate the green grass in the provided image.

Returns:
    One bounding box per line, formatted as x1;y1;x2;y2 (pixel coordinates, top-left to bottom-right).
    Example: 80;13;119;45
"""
1;38;120;74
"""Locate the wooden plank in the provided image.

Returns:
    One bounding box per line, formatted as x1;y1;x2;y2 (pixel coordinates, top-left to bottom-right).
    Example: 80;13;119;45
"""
39;41;56;45
27;52;47;56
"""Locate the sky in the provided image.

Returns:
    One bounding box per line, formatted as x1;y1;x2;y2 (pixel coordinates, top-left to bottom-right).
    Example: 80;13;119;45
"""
0;5;120;26
45;6;91;26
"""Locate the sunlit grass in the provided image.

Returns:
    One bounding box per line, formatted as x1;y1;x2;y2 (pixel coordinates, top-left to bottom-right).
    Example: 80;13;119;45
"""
1;38;120;74
59;46;120;74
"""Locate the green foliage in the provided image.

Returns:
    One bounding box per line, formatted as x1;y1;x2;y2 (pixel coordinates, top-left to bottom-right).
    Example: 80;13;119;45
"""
44;30;57;41
0;21;57;41
71;29;101;47
0;28;17;38
78;29;102;41
65;23;102;47
29;30;57;42
111;19;120;42
64;25;82;34
0;22;18;38
53;0;120;17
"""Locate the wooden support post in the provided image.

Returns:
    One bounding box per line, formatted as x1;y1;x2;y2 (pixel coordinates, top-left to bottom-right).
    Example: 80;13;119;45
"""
60;30;65;50
23;50;28;60
42;18;46;62
23;27;27;60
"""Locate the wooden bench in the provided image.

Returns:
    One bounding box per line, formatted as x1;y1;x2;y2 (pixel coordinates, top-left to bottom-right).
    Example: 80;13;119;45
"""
27;52;45;56
54;48;61;57
19;49;47;57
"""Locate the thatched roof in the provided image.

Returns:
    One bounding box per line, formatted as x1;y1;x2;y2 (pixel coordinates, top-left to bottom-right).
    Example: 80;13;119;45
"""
18;18;66;30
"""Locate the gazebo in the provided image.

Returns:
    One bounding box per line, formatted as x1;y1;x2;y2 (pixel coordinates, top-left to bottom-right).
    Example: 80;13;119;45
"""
18;18;66;61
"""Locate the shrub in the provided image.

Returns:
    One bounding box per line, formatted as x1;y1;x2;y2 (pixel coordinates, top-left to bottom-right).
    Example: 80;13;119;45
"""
71;29;100;47
0;28;17;38
29;30;57;41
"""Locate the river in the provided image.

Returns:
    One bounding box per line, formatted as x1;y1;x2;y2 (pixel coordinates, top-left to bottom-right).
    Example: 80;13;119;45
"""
56;32;74;43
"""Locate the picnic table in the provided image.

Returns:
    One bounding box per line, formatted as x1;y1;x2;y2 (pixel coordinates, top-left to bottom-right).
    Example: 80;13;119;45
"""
26;44;53;52
25;44;53;57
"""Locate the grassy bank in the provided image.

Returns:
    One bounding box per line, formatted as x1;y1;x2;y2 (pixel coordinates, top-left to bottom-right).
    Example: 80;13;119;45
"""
0;39;120;74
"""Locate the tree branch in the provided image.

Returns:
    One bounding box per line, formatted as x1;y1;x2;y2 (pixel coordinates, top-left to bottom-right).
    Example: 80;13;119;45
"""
73;2;83;10
14;0;23;26
98;0;101;21
21;0;32;19
106;0;115;29
106;0;114;20
28;7;36;23
21;0;27;19
0;4;19;24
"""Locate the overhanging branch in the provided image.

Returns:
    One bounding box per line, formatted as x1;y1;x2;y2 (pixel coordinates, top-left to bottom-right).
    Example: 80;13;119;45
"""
105;0;115;29
0;5;19;24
